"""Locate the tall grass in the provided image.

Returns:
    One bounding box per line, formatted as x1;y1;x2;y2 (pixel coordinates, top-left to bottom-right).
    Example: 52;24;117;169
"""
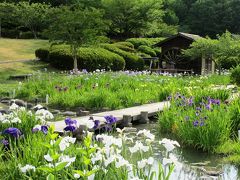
158;92;232;152
10;72;231;110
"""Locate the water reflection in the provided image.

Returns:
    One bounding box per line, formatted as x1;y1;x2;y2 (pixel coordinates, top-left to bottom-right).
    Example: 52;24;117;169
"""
133;122;239;180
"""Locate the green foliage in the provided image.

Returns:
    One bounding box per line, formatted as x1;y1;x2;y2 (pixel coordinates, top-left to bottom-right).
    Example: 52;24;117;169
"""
230;65;240;86
184;31;240;73
113;42;135;52
100;44;144;70
126;38;164;48
35;48;50;62
48;45;125;71
16;2;51;39
138;45;156;57
45;6;107;70
102;0;164;37
153;48;161;56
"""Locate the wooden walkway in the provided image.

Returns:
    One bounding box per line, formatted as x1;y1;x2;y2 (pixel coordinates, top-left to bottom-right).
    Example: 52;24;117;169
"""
48;101;170;132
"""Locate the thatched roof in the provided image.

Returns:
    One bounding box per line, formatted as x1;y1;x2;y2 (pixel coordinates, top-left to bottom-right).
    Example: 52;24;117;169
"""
154;32;202;47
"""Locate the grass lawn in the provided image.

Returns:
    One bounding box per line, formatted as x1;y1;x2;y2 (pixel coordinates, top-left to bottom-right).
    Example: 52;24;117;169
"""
0;38;49;61
0;38;55;84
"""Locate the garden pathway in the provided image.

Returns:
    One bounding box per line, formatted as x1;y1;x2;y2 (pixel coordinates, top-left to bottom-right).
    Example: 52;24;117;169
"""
48;101;170;132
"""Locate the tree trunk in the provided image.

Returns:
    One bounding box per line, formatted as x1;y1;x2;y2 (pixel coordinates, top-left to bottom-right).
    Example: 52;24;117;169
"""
0;18;1;38
72;46;78;73
218;64;221;75
33;30;37;39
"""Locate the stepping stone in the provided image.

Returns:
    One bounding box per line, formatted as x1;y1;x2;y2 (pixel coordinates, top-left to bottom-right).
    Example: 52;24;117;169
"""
61;111;77;116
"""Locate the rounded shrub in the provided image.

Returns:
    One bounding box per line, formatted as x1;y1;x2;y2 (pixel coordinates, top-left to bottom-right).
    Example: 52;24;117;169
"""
35;48;50;62
153;48;161;56
230;65;240;86
126;38;165;48
126;38;151;48
113;43;135;52
48;45;125;71
138;45;157;57
101;44;144;70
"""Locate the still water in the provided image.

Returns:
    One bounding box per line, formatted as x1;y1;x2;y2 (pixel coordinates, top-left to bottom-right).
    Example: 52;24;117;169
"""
133;122;239;180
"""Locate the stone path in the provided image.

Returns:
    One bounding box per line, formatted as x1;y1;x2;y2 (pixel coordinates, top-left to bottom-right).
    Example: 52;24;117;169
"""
48;101;170;132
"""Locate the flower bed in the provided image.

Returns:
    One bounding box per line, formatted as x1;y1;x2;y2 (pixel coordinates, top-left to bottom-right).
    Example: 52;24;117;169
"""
0;103;181;179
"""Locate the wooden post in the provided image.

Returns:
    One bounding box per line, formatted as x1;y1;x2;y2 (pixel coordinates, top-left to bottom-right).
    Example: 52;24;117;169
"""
122;115;132;127
139;111;149;124
201;55;206;75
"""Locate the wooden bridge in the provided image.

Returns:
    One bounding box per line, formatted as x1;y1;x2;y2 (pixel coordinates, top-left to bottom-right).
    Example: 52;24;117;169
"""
48;101;170;132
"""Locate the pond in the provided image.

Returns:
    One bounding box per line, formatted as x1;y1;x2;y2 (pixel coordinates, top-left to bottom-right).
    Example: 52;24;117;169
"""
133;122;239;180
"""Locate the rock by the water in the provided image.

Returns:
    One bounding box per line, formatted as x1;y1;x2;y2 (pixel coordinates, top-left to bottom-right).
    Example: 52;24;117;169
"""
32;104;47;111
77;110;90;116
0;109;9;114
199;167;223;177
123;127;137;133
62;111;77;116
1;100;10;104
27;103;34;109
11;99;26;107
52;110;61;115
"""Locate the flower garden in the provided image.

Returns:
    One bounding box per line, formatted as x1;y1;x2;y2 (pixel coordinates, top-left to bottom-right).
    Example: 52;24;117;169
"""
0;70;240;179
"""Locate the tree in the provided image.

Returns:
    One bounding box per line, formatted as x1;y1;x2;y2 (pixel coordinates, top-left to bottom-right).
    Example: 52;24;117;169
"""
183;37;219;73
184;31;240;74
0;2;18;38
102;0;165;38
16;2;51;39
45;6;107;72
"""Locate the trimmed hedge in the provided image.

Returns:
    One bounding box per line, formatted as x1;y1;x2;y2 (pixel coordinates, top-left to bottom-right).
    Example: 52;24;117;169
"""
113;42;135;52
35;48;49;62
126;38;165;48
100;44;144;70
138;45;156;57
48;45;125;71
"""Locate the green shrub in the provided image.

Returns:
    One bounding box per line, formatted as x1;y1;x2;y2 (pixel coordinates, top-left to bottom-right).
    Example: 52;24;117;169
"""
220;57;239;69
35;48;49;62
19;31;34;39
153;48;161;56
113;43;135;52
138;45;157;57
49;45;125;71
126;38;165;48
114;41;134;49
101;44;144;70
231;65;240;86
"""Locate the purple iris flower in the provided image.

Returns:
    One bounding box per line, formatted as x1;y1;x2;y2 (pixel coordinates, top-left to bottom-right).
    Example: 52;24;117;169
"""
1;139;9;146
206;104;211;110
167;96;172;101
65;118;77;126
3;127;21;138
104;124;112;132
82;69;88;73
188;97;193;106
104;115;117;125
193;120;199;127
41;126;48;134
64;125;76;132
196;107;202;111
32;125;48;134
200;122;204;126
215;100;220;105
93;120;100;129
